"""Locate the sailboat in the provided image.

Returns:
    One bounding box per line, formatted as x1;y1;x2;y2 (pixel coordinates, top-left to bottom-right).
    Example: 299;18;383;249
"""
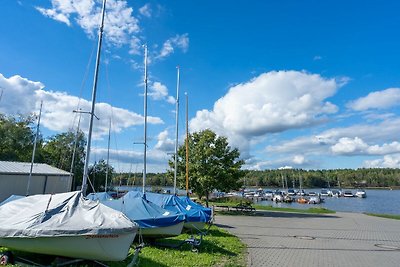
0;0;138;261
99;45;185;238
102;191;185;237
178;92;212;218
145;79;211;232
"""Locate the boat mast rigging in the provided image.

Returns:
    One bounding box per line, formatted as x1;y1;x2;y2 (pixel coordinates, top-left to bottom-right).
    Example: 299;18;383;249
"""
26;100;43;196
185;92;189;196
142;44;148;194
173;66;180;195
81;0;107;196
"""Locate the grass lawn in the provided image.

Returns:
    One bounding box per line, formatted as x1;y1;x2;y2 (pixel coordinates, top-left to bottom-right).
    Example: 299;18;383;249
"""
0;226;246;267
253;205;335;214
364;213;400;220
210;201;335;215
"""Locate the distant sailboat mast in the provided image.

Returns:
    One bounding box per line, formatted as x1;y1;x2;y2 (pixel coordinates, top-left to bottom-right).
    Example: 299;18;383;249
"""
185;92;189;196
81;0;107;195
142;44;148;194
26;100;43;196
105;117;111;192
173;66;180;195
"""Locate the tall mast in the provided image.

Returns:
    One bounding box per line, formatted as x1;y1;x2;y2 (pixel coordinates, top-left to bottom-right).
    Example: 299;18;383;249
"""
81;0;107;195
185;92;189;196
173;66;180;195
142;44;148;194
105;117;111;192
26;100;43;196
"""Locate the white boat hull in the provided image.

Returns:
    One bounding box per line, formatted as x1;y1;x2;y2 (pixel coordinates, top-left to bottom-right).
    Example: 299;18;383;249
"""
140;221;184;237
0;232;136;261
183;221;207;231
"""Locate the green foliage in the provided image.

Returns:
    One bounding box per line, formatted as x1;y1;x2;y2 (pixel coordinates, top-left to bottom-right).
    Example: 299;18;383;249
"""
0;114;41;162
242;168;400;188
42;131;86;190
111;172;172;187
169;129;245;205
88;159;114;193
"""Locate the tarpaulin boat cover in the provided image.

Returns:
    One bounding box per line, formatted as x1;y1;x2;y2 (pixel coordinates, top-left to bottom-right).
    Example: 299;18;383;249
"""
178;196;212;218
86;192;113;201
0;191;137;238
145;192;209;223
0;195;24;206
102;191;185;229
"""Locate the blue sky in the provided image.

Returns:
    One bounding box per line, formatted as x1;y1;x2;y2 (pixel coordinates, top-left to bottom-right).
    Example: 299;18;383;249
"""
1;0;400;173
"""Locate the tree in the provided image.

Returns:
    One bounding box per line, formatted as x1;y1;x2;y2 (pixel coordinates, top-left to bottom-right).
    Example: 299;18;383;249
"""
88;159;114;193
170;129;244;206
0;113;42;162
42;130;86;190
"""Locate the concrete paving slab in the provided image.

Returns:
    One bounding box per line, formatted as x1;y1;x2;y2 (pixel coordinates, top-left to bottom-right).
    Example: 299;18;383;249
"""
216;211;400;267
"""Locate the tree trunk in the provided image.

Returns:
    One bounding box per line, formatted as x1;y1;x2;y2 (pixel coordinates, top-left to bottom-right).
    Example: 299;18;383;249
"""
205;190;209;207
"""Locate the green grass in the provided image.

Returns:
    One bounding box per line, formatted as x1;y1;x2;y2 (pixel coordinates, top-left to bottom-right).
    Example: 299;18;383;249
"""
253;205;336;214
365;213;400;220
0;226;246;267
209;201;336;215
210;201;335;214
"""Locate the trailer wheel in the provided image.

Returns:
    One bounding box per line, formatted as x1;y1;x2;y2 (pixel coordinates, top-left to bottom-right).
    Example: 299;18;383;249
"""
0;251;14;265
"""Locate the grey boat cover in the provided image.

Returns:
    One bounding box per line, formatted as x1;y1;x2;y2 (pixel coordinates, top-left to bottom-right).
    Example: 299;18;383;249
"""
0;195;24;206
0;191;137;238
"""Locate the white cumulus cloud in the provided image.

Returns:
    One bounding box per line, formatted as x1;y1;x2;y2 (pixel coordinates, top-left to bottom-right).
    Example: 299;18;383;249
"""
0;73;163;139
157;34;189;59
154;129;175;152
331;137;400;156
36;0;139;47
149;81;175;104
190;70;344;153
139;4;151;18
348;88;400;111
364;154;400;168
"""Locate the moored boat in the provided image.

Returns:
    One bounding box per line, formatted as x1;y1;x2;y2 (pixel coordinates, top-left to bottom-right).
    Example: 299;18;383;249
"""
145;192;211;231
0;191;137;261
102;191;186;238
308;195;323;204
297;197;308;204
343;190;354;197
355;189;367;198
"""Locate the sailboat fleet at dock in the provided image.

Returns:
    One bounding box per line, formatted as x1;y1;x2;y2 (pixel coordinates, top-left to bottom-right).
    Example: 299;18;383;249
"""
237;186;367;205
0;0;211;263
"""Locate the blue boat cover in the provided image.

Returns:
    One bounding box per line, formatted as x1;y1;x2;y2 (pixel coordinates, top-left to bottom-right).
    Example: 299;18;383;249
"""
145;192;210;223
178;196;212;217
86;192;113;201
102;191;185;229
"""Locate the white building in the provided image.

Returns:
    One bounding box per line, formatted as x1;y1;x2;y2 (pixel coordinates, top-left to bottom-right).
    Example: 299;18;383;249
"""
0;161;72;202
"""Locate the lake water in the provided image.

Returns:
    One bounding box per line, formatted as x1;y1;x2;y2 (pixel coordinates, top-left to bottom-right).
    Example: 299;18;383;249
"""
257;189;400;215
116;186;399;215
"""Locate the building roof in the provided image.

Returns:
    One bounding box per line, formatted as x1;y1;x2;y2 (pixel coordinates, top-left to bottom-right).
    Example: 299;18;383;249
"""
0;161;71;176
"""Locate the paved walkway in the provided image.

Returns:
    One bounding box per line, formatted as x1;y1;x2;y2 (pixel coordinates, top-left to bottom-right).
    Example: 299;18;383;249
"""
216;211;400;267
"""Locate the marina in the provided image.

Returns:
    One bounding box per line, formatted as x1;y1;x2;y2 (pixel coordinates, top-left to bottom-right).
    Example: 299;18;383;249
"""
249;189;400;215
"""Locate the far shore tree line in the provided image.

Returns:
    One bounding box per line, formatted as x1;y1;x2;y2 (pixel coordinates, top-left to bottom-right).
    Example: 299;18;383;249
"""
1;113;400;205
